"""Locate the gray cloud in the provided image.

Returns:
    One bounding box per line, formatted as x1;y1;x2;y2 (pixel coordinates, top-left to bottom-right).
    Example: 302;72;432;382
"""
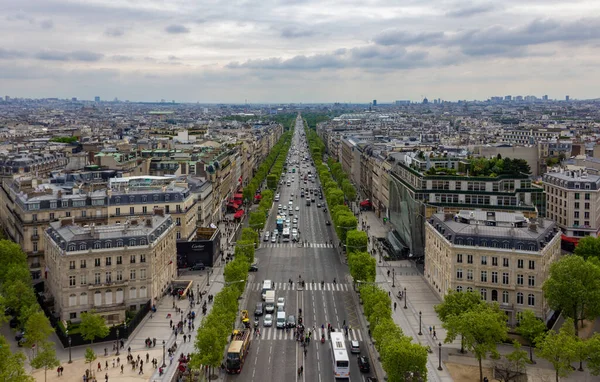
40;19;54;29
111;55;134;62
446;3;496;18
35;50;104;62
165;24;190;34
0;48;27;59
373;30;444;46
105;27;125;37
280;26;316;39
168;55;180;61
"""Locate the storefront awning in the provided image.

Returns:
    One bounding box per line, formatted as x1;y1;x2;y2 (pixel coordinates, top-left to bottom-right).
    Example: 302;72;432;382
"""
561;235;579;244
254;194;262;200
360;200;372;207
234;209;244;219
234;193;243;200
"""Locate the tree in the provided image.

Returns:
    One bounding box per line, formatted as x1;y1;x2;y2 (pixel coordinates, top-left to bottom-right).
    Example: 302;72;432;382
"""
435;290;483;353
0;334;33;382
516;310;546;363
586;333;600;375
493;341;529;382
266;174;277;190
234;240;255;264
223;260;248;294
348;251;376;284
381;336;428;382
448;304;507;382
542;255;600;336
23;311;54;350
84;347;97;374
346;230;368;254
573;236;600;261
536;318;578;382
79;311;109;344
241;227;259;246
30;341;60;382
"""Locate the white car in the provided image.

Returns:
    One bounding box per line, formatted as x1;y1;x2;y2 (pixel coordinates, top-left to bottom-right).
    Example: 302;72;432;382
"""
263;314;273;327
271;234;277;243
277;298;285;311
263;232;270;242
295;206;299;211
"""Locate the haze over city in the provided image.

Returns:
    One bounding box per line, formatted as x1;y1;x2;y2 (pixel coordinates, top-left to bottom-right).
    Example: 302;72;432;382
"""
2;0;600;103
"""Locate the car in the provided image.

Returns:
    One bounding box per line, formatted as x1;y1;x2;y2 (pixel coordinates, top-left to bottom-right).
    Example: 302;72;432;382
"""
325;220;331;226
317;203;321;208
283;205;287;211
271;235;277;243
323;208;328;212
190;263;206;271
263;232;270;242
350;340;360;353
277;297;285;311
278;204;282;209
311;198;315;202
9;317;20;329
291;192;294;197
358;356;370;372
249;264;259;272
263;314;273;327
255;302;264;316
295;206;299;211
287;315;296;328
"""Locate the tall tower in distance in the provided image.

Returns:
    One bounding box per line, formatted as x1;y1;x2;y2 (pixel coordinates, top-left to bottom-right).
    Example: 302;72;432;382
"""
94;96;100;102
372;99;377;106
566;95;570;102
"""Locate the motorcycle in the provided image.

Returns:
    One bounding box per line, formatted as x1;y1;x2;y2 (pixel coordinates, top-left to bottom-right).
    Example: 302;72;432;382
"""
321;334;325;344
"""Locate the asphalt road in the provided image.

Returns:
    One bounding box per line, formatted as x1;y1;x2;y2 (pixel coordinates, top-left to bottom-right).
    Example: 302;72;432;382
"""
227;117;375;382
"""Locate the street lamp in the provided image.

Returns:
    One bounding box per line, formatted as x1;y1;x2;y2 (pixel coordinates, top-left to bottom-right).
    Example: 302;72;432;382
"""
404;287;407;309
162;340;166;368
116;328;120;356
67;331;72;363
418;311;423;335
438;342;443;370
207;268;211;287
392;268;395;288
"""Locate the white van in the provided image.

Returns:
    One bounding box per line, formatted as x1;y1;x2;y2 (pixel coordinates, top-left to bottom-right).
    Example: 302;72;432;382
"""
261;280;274;300
276;311;286;329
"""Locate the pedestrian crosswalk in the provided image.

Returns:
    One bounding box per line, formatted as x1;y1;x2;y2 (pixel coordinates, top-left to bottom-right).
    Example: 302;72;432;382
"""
251;327;363;342
250;281;351;292
260;242;334;249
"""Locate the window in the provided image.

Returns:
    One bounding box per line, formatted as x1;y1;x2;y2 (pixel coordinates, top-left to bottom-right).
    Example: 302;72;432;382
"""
585;203;590;209
117;240;123;247
585;212;590;219
140;269;146;279
130;207;135;215
502;291;509;304
80;259;86;269
574;211;580;218
50;212;55;220
176;217;181;226
116;270;123;281
95;258;101;267
129;239;136;247
94;273;101;285
106;257;112;266
66;211;71;217
517;259;524;269
130;255;136;264
575;202;580;209
106;272;112;283
142;206;147;214
481;271;487;282
116;256;122;265
94;242;101;249
105;241;112;248
81;211;87;217
69;261;76;270
32;213;38;221
517;292;524;305
33;241;38;252
130;270;136;280
502;272;509;285
575;193;580;200
165;205;170;213
79;243;87;251
481;256;487;265
80;274;87;285
69;244;76;251
480;288;487;300
517;274;524;285
467;287;473;292
140;238;146;245
585;193;590;200
467;269;473;281
528;294;535;306
456;269;463;279
140;254;146;263
528;260;535;270
176;231;181;239
115;208;121;216
528;275;535;287
69;275;76;287
456;286;463;292
503;258;509;267
492;257;498;266
467;255;473;264
491;271;498;284
491;290;498;301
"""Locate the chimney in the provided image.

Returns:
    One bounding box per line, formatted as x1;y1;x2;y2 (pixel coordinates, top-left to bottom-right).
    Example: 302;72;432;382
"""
60;217;74;227
146;218;153;227
154;207;165;217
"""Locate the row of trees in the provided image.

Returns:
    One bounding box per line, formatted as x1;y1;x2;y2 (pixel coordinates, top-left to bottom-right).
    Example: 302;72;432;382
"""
305;126;428;381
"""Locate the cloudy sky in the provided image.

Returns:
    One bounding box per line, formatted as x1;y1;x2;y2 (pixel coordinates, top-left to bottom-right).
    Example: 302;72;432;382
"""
2;0;600;103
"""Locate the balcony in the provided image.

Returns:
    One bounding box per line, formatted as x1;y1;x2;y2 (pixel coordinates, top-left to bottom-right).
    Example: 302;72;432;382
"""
88;280;129;290
31;234;39;241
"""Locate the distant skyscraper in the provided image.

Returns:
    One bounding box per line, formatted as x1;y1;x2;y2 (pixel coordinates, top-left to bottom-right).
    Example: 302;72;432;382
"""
71;97;77;102
542;95;548;101
566;95;570;101
4;96;10;101
372;99;377;106
422;97;428;104
505;95;512;101
94;96;100;102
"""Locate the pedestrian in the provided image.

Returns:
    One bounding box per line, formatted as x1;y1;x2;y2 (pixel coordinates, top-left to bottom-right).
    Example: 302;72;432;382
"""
188;334;192;342
146;353;149;363
429;326;432;335
98;362;102;372
433;330;437;339
120;365;124;374
394;302;397;311
117;357;120;365
387;269;390;277
170;319;173;328
183;335;186;343
112;359;115;368
388;291;391;297
105;373;109;382
127;346;131;354
57;367;61;377
105;360;108;370
139;365;143;375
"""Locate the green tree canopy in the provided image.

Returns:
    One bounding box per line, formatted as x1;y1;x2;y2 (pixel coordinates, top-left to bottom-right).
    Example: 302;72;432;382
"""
0;334;33;382
435;290;483;353
348;251;376;284
248;212;266;232
586;332;600;376
573;236;600;260
346;230;368;254
542;255;600;336
79;311;109;343
23;311;54;349
536;318;578;382
516;310;547;363
381;336;428;382
234;240;255;264
223;260;249;294
31;341;60;382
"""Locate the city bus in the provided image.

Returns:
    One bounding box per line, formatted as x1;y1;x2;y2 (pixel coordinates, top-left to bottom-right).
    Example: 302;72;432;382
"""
330;332;350;378
282;227;290;242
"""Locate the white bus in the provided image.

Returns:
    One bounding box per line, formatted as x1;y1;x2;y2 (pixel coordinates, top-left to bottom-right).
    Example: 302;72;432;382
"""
330;332;350;378
282;228;290;242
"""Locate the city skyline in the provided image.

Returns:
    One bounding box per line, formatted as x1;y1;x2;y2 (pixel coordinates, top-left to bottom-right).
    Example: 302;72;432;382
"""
2;0;600;102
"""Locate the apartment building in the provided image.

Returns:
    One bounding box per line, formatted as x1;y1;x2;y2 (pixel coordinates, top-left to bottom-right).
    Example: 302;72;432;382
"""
542;166;600;241
388;152;545;257
425;210;561;325
44;212;176;324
